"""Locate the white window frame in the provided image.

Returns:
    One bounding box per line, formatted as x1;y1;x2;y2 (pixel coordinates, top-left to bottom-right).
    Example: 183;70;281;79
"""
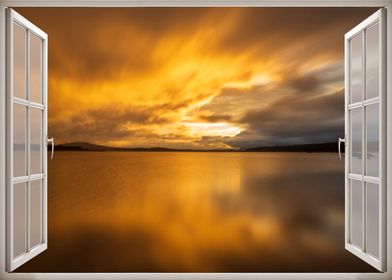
0;1;391;280
344;9;386;271
6;8;48;272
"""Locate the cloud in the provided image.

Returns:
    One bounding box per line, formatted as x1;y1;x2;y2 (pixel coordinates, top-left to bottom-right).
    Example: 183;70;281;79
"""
193;111;234;123
16;7;377;148
49;104;185;146
232;88;344;147
282;72;322;93
198;60;344;148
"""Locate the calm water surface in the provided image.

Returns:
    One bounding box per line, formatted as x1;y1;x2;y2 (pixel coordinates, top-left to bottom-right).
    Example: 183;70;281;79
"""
17;152;375;272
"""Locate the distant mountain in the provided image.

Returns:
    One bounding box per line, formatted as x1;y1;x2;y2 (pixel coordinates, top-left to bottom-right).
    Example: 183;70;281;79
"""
60;142;114;151
245;142;341;153
55;142;181;152
54;142;341;153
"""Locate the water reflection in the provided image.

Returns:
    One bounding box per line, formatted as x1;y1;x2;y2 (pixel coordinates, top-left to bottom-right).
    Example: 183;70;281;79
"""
17;152;375;272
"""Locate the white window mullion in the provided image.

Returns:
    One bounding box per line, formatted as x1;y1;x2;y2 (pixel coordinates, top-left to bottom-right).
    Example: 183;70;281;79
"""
26;28;31;255
361;26;367;254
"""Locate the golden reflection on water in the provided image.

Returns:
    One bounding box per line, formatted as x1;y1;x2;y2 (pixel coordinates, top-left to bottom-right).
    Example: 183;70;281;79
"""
17;152;375;272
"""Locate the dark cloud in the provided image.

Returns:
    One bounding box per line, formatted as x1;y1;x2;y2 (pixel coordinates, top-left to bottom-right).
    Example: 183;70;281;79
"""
201;85;271;119
192;62;343;149
235;89;344;147
196;112;234;123
283;72;322;93
50;105;172;142
199;60;344;148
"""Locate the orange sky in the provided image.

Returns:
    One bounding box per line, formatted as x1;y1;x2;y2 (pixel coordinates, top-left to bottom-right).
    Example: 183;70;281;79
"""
17;7;378;149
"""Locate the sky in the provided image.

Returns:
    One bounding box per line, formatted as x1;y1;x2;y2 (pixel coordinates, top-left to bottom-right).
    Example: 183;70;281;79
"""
17;7;378;149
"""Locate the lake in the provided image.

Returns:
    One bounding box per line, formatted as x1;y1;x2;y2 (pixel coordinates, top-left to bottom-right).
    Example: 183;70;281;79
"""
16;152;375;272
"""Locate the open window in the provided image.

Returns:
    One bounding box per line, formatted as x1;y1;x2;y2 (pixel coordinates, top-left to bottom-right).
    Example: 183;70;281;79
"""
6;9;49;271
2;5;389;276
343;8;386;271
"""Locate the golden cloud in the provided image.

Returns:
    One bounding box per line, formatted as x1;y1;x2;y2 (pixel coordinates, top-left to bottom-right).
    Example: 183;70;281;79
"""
16;7;378;149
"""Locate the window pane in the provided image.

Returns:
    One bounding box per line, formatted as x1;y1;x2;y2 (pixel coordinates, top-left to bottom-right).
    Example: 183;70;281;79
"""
366;104;379;177
366;23;379;99
350;108;362;174
366;182;379;258
30;34;42;103
350;32;363;104
350;179;363;248
30;180;42;248
31;108;42;174
13;23;26;99
13;104;26;177
13;182;26;258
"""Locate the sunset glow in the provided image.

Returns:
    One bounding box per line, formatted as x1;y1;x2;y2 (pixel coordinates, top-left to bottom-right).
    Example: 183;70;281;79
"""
16;7;378;149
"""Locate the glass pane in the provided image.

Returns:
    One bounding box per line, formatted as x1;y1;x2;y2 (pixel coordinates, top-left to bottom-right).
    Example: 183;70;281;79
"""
31;109;42;174
30;180;42;248
30;34;42;103
13;23;26;99
366;23;379;99
350;108;362;174
366;182;379;258
350;32;363;104
366;104;379;177
13;104;26;177
13;182;26;258
350;179;363;248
